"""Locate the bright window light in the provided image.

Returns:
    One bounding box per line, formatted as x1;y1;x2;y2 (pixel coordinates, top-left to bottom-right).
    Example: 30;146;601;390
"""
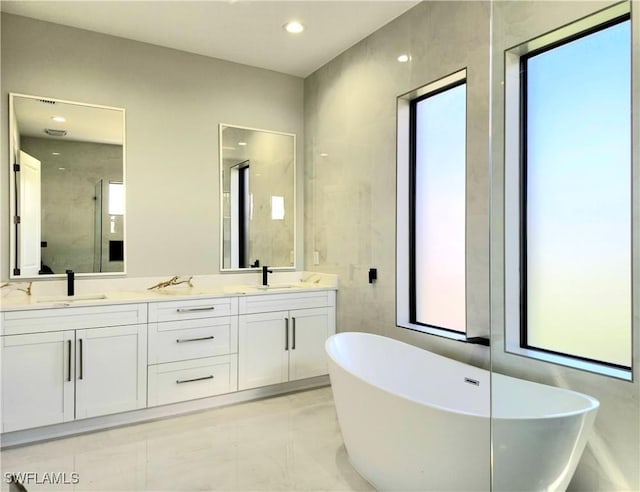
108;182;124;216
522;17;631;367
412;82;467;333
271;196;285;220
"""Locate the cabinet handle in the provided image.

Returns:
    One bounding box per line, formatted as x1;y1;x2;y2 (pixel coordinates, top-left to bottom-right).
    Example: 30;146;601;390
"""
78;338;84;380
176;307;215;313
292;317;296;350
176;336;215;343
285;318;289;351
176;375;214;384
67;340;72;382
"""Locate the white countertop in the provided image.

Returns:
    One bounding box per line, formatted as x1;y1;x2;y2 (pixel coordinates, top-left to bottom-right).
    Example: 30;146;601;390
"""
0;272;338;312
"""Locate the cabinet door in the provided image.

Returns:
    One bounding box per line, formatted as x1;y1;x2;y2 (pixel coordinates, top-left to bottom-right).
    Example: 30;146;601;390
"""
238;311;289;390
75;324;147;419
1;331;75;432
288;307;336;381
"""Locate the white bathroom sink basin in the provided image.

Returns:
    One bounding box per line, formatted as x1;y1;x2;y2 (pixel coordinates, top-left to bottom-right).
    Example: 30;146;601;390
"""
253;284;301;291
37;293;108;303
152;289;202;296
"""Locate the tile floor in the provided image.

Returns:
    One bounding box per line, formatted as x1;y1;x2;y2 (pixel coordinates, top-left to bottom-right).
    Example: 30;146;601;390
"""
0;386;374;491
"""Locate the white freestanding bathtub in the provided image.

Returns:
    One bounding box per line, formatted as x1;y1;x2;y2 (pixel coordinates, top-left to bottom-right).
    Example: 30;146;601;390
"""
326;332;599;491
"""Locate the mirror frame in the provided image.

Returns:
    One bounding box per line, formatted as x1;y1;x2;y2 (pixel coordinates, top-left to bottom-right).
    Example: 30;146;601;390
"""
9;92;127;280
219;123;297;272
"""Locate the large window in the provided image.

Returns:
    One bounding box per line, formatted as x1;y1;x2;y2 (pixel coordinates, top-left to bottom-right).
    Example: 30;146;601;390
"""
411;81;467;333
505;7;632;375
397;69;468;339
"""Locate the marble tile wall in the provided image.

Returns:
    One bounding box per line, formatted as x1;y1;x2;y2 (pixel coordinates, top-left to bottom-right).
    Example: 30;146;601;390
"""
304;0;491;367
490;2;640;490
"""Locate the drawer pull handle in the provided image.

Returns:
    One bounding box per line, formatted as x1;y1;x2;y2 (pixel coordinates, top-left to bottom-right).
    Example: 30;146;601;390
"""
78;338;84;380
292;317;296;350
285;318;289;351
176;336;215;343
176;375;214;384
67;339;72;382
176;307;216;313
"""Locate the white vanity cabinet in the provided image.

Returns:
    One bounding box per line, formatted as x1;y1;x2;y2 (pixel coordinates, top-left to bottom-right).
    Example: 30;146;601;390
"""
0;285;337;441
147;297;239;406
1;330;75;432
1;304;147;433
237;290;336;391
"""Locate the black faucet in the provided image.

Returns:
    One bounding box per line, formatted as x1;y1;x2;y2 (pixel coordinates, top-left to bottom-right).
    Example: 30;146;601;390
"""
262;265;273;286
66;269;75;296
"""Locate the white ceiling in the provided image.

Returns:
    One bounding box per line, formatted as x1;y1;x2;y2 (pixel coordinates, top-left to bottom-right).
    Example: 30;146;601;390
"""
0;0;419;78
13;94;124;145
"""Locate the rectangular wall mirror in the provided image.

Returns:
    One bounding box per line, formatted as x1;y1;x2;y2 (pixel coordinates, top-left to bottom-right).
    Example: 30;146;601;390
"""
9;93;126;278
220;124;295;271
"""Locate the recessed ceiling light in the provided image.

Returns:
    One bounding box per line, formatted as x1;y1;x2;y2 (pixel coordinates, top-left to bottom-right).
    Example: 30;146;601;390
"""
284;21;304;34
238;141;247;146
397;54;410;63
320;153;329;157
58;167;66;171
52;152;61;156
51;116;66;123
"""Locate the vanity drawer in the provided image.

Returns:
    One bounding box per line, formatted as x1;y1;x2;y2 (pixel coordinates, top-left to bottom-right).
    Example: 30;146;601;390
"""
148;317;238;364
1;304;147;336
147;355;238;407
148;297;238;322
239;290;335;314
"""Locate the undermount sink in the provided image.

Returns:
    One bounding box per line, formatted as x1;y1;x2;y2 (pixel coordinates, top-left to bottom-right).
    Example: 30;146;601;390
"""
37;293;108;303
153;289;205;296
254;284;300;290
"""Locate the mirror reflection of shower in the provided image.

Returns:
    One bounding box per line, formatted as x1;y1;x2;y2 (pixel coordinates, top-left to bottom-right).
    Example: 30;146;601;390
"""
92;180;124;273
220;124;295;270
228;160;251;268
9;93;125;277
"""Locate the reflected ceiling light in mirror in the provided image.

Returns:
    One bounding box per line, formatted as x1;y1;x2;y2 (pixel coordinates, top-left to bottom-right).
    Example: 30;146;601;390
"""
284;21;304;34
238;141;247;146
51;152;61;156
51;116;66;122
397;54;410;63
320;153;329;157
58;167;66;171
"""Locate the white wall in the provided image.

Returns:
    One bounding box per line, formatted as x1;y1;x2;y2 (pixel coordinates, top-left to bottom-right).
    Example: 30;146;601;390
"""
1;13;304;279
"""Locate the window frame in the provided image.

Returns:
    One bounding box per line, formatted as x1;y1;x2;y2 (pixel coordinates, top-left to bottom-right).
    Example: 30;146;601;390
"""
397;68;484;342
409;79;467;334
